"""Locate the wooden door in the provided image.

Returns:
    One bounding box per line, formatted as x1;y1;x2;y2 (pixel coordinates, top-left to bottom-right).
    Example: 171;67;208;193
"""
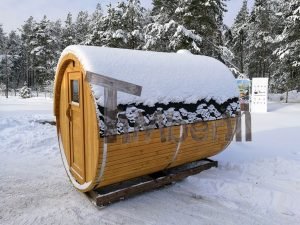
67;71;85;183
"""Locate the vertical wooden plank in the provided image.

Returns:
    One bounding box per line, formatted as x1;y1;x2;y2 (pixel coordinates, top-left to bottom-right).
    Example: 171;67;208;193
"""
235;113;242;142
68;71;86;183
245;112;252;142
59;64;71;165
83;76;101;183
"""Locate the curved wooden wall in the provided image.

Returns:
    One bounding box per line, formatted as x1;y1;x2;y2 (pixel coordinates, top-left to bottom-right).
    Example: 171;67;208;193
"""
55;53;237;192
95;119;236;189
54;54;101;192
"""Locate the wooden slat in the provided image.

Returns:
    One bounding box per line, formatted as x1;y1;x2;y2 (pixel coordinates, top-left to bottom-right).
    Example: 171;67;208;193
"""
83;70;100;183
95;119;235;189
59;65;71;165
105;155;172;173
105;134;228;162
100;164;170;185
105;140;225;167
102;143;224;180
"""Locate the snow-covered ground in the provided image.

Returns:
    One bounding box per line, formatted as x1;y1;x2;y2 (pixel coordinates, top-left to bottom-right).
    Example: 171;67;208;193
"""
269;90;300;103
0;96;300;225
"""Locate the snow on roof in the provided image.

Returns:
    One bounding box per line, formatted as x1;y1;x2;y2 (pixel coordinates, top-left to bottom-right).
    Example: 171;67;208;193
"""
59;45;239;106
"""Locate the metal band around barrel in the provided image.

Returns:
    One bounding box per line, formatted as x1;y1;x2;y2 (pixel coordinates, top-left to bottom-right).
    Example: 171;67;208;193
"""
94;142;107;186
166;125;184;168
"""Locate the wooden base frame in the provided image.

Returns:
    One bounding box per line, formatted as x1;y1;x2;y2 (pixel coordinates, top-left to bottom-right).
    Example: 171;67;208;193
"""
86;158;218;207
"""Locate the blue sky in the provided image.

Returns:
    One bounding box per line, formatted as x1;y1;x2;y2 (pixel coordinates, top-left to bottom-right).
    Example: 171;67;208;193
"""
0;0;254;33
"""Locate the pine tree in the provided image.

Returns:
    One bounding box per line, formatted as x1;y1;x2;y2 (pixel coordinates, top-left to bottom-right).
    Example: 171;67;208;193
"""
247;0;273;78
144;0;203;53
19;16;36;87
62;13;76;48
0;30;23;96
6;31;24;93
75;11;90;44
145;0;228;56
51;19;63;51
86;4;104;46
144;0;177;51
0;0;299;96
0;24;7;54
152;0;178;21
120;0;146;49
170;0;208;54
101;3;127;48
177;0;227;57
230;0;249;73
0;25;7;88
30;16;61;87
273;0;300;93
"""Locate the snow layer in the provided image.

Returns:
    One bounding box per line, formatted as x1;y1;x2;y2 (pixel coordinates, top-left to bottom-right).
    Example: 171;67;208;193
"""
58;46;239;106
1;96;300;224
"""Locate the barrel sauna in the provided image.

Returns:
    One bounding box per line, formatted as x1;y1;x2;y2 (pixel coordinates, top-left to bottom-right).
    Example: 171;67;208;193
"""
54;46;240;192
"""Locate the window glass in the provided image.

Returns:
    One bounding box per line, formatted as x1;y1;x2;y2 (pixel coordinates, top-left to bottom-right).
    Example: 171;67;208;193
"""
71;80;79;103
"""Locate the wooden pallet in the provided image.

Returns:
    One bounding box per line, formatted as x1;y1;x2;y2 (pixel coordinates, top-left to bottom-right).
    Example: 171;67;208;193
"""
86;158;218;207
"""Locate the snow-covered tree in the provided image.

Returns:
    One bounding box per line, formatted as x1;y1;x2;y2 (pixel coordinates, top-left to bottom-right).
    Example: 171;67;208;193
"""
101;3;127;48
0;25;7;85
144;0;202;53
19;82;31;98
144;0;177;51
229;0;249;73
30;16;61;86
272;0;300;94
0;24;7;54
86;4;105;46
247;0;274;78
75;11;90;44
6;31;24;93
145;0;228;56
120;0;146;49
143;18;169;51
19;16;36;87
62;13;76;48
0;0;299;97
106;0;146;49
176;0;227;57
0;29;23;95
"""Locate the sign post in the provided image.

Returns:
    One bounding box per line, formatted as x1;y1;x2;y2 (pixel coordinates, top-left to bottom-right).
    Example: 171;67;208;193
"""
251;78;268;113
237;79;251;111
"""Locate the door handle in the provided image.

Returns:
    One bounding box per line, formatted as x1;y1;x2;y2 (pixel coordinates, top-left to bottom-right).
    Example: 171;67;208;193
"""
66;104;72;120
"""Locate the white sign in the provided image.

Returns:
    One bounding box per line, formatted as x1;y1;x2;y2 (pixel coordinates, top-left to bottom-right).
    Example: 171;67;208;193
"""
251;78;268;113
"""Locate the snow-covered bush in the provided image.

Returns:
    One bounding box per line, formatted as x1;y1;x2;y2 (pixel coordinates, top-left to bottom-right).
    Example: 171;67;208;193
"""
19;83;31;98
0;83;5;93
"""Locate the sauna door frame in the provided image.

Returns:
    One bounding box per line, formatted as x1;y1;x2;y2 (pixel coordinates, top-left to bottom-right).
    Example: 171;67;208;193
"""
67;71;86;183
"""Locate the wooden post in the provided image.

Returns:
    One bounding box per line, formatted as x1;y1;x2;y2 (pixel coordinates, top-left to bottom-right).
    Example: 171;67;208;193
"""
235;111;252;142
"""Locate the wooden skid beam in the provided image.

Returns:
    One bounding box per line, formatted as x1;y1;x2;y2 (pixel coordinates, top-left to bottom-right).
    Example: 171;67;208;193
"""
86;158;218;207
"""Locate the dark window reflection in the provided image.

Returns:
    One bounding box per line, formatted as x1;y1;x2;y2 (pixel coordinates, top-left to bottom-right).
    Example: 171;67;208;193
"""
71;80;79;104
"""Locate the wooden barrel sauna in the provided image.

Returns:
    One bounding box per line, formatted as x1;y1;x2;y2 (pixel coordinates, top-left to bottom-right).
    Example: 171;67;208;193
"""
54;46;240;192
